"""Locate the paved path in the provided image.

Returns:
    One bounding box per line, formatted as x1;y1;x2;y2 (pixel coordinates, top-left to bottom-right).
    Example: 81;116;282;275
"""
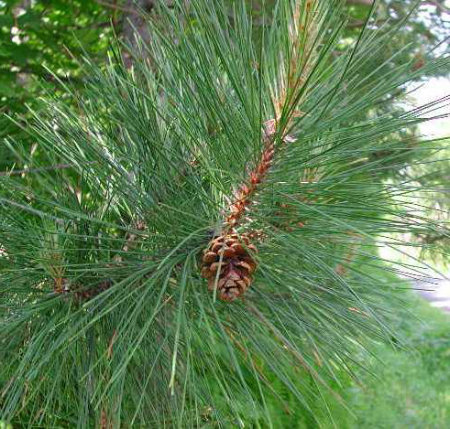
412;277;450;312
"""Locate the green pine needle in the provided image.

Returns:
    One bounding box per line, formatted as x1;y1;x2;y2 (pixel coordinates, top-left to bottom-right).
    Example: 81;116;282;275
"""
1;0;449;427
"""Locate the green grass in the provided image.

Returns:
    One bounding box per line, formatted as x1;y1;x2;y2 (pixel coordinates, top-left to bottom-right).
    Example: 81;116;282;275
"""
343;292;450;429
242;274;450;428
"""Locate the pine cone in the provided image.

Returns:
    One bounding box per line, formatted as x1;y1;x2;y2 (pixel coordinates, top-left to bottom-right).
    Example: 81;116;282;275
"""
201;233;257;302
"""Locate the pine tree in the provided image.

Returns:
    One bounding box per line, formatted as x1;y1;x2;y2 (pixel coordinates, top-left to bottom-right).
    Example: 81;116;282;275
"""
0;0;448;426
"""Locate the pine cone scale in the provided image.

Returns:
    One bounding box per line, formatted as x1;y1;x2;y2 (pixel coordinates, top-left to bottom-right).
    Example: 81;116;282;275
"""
201;233;257;301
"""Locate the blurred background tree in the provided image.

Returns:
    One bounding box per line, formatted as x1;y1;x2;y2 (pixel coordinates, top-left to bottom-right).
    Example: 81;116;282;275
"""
1;0;449;170
0;0;113;170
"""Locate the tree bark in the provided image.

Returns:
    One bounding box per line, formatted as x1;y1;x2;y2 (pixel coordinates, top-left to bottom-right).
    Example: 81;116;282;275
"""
424;0;450;14
121;0;156;68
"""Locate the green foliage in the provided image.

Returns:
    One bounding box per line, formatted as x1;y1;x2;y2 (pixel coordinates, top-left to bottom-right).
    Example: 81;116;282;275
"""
0;0;112;170
0;0;449;427
237;274;450;428
346;309;450;428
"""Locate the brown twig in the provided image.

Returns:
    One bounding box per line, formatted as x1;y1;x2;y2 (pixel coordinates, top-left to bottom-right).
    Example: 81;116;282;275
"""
95;0;144;15
224;0;320;235
113;221;147;263
423;0;450;13
334;233;362;277
100;408;112;429
224;120;277;232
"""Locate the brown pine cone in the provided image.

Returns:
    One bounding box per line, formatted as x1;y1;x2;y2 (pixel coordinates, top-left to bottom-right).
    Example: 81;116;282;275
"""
201;233;257;302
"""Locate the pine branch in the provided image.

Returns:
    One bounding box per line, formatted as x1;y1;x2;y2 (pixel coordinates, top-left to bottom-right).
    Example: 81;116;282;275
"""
201;0;321;301
2;1;449;426
224;120;277;231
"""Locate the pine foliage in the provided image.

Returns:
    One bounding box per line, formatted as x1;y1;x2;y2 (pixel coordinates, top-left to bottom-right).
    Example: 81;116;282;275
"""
0;0;449;426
